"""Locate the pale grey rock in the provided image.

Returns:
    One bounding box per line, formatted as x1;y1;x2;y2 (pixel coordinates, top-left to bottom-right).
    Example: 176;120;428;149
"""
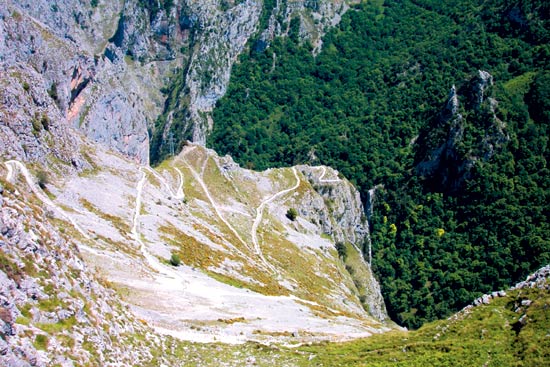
0;338;8;355
0;63;81;165
154;0;353;153
298;166;368;245
56;309;72;321
512;265;550;290
518;314;528;325
1;0;157;164
4;356;31;367
19;278;45;301
475;70;493;106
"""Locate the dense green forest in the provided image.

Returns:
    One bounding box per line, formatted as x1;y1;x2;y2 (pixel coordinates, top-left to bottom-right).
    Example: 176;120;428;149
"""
206;0;550;328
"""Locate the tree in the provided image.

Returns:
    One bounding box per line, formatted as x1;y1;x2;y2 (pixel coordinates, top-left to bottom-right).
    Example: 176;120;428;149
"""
336;242;348;261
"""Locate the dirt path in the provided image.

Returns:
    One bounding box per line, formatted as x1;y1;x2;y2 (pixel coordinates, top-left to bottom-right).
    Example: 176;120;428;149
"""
318;166;341;183
251;167;301;274
132;168;189;284
144;166;185;200
3;160;91;240
180;147;251;255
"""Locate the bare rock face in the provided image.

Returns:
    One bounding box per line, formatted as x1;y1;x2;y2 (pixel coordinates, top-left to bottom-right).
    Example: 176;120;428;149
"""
0;0;188;164
298;165;368;246
259;0;355;54
297;165;387;320
0;4;86;165
0;64;80;166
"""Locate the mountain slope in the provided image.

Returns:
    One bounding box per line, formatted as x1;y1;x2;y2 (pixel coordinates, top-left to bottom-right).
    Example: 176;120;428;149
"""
1;129;392;343
44;142;391;344
0;167;158;366
297;265;550;366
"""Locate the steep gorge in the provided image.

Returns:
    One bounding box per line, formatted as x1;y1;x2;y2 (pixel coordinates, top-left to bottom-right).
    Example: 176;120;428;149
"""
1;0;549;365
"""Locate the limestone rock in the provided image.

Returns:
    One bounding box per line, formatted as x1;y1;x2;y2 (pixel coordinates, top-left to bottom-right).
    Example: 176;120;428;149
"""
415;70;509;192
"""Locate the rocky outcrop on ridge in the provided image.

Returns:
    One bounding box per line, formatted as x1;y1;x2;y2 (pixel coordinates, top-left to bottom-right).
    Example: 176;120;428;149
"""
415;70;509;192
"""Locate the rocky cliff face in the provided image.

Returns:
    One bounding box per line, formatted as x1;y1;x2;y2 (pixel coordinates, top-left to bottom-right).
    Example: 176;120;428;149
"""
1;0;353;166
258;0;354;54
149;0;355;163
0;0;160;164
415;70;509;192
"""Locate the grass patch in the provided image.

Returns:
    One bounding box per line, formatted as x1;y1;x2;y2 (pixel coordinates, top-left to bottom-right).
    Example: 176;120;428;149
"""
159;223;225;270
205;270;246;289
33;334;49;350
38;296;64;312
37;316;77;333
15;316;31;326
79;198;130;236
503;71;537;97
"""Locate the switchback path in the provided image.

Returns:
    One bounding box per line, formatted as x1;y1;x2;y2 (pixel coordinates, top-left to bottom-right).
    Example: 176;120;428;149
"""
181;147;250;250
251;167;301;274
317;166;341;183
144;166;185;200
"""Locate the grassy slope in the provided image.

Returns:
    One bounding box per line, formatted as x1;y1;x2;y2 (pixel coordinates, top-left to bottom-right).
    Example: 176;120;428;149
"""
151;275;549;366
300;283;550;366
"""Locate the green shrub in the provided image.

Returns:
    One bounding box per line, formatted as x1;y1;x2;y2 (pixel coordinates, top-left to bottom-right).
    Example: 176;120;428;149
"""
286;208;298;221
169;253;181;267
36;170;49;190
40;114;49;131
336;242;347;261
34;334;48;350
47;83;58;101
31;113;43;135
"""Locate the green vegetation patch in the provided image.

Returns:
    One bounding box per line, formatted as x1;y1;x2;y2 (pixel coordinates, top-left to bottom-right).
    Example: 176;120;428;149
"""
33;334;49;350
